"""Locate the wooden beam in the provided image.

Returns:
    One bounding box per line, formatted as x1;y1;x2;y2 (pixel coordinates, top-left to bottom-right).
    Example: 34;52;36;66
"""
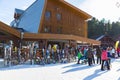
23;33;101;45
0;21;20;38
0;35;19;40
38;0;48;33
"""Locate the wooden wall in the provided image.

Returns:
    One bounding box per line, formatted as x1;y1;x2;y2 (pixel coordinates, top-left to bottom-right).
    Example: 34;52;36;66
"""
100;36;115;47
40;0;88;37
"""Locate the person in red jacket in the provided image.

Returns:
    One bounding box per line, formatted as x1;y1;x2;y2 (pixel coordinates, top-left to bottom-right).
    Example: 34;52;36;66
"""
101;47;110;71
117;47;120;57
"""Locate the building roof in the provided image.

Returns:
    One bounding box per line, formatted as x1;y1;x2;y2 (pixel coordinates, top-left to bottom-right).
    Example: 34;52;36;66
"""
15;0;91;33
15;8;24;14
18;0;45;33
0;21;20;38
96;35;115;42
96;35;105;40
59;0;92;19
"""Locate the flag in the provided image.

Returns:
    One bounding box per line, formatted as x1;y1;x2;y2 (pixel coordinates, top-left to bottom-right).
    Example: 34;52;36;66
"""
115;41;119;50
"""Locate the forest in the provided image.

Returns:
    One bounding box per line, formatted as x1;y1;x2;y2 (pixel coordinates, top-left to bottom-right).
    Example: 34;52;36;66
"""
87;17;120;39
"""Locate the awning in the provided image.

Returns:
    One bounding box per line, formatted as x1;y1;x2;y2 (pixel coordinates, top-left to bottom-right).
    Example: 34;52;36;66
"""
0;21;20;38
23;33;101;45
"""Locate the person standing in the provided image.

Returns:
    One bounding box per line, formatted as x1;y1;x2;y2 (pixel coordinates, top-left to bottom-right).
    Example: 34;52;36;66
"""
96;47;102;64
111;47;115;58
83;47;88;60
117;47;120;57
77;49;83;64
101;47;110;71
86;48;93;66
92;48;95;64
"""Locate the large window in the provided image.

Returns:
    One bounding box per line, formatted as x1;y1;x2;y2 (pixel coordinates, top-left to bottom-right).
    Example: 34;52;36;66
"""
45;11;51;20
56;13;61;21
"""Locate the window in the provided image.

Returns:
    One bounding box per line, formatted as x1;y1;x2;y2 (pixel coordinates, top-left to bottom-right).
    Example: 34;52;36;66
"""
56;13;61;21
45;11;51;20
57;27;62;34
44;26;51;33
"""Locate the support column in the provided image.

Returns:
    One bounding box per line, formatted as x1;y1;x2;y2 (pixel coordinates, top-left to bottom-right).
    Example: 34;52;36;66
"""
39;40;43;49
44;39;48;49
69;40;71;47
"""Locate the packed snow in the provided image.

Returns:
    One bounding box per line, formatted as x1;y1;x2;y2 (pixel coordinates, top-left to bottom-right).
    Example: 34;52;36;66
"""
0;58;120;80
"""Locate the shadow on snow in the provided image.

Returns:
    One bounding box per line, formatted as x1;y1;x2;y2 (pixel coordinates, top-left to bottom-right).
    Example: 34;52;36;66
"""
83;69;108;80
62;64;99;74
0;64;42;71
0;63;69;71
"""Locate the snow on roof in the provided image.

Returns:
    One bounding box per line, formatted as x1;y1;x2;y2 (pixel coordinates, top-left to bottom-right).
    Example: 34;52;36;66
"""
18;0;45;33
96;35;105;40
15;8;24;14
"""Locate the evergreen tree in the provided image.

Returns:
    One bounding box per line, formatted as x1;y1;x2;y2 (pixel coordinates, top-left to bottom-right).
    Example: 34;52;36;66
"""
87;17;120;39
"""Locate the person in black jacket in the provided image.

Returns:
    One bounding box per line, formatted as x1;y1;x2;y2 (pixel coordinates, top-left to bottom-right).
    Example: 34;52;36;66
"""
96;47;102;64
86;48;93;66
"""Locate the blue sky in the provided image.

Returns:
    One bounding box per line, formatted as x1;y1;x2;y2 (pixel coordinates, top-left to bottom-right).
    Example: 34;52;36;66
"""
0;0;120;25
65;0;84;7
0;0;35;25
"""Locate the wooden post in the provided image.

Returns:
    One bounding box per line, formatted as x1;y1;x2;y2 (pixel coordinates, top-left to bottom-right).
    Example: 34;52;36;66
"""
45;39;48;49
39;40;43;49
69;40;71;47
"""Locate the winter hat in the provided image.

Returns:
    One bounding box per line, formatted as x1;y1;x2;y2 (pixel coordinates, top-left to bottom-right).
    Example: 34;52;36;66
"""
103;47;107;50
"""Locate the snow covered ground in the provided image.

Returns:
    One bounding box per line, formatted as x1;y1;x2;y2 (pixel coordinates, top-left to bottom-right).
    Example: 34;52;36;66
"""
0;58;120;80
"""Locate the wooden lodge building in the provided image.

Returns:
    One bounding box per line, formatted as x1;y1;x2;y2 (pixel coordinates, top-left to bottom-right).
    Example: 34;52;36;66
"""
0;0;100;57
96;35;115;47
